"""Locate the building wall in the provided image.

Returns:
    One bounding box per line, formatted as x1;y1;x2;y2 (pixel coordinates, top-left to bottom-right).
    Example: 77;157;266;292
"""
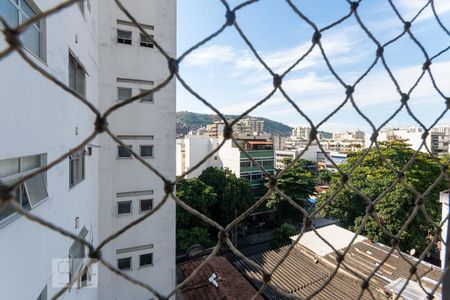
97;0;176;299
0;1;99;299
218;140;241;176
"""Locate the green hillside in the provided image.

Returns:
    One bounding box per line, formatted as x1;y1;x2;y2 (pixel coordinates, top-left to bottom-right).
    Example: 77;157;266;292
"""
176;111;293;136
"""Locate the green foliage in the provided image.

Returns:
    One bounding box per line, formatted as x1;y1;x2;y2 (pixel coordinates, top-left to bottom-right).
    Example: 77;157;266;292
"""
199;167;253;226
318;140;447;254
317;169;334;185
177;227;214;252
271;223;297;248
176;168;253;251
176;111;293;136
176;178;217;250
267;159;317;224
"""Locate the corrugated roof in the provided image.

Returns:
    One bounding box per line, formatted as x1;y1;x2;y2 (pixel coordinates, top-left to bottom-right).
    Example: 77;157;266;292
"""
290;224;366;256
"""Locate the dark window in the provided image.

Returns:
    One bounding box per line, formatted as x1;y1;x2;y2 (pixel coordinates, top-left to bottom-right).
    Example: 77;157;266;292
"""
140;145;153;158
140;89;154;103
117;30;132;44
140;33;153;48
117;257;131;270
69;150;85;187
117;201;132;215
117;145;132;158
69;53;86;96
140;199;153;212
139;253;153;267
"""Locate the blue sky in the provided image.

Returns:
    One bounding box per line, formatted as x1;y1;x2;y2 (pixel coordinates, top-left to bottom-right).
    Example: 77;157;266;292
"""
176;0;450;131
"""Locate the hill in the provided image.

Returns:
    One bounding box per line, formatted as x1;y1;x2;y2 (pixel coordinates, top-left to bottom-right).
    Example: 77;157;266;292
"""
176;111;293;136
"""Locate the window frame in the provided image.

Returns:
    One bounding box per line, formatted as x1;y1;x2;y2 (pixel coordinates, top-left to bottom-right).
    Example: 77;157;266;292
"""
68;51;87;97
139;89;154;103
139;199;153;213
0;154;48;226
139;33;154;48
117;87;132;101
4;0;46;61
69;149;86;188
117;29;132;45
139;253;153;268
139;145;154;158
117;200;132;216
117;145;133;159
117;257;132;271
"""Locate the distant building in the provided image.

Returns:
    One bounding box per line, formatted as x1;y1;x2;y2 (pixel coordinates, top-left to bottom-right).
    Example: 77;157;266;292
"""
292;126;311;139
366;126;450;156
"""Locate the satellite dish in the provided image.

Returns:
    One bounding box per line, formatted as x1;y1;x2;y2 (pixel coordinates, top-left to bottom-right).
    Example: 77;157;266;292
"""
409;249;416;256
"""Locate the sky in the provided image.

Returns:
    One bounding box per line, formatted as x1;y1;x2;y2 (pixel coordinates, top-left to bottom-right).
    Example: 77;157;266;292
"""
176;0;450;132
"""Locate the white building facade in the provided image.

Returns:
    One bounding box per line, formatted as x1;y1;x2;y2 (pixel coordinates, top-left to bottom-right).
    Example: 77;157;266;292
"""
0;0;176;299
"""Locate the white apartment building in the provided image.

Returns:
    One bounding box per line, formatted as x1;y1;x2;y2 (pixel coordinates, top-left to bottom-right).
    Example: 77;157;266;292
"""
366;126;450;155
0;0;176;299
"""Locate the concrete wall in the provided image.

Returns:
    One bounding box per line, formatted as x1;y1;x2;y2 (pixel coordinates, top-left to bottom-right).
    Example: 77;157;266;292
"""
219;140;241;176
97;0;176;298
0;0;99;299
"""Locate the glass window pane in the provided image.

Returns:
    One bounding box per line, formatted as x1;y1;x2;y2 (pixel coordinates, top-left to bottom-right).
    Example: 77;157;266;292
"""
117;201;131;214
117;257;131;270
140;199;153;212
0;1;19;27
76;66;85;96
140;146;153;157
24;173;48;206
0;158;19;178
139;253;152;266
140;89;153;102
21;155;41;172
118;145;132;158
0;180;21;221
21;23;40;57
69;58;76;91
20;184;31;210
20;0;36;18
118;88;132;100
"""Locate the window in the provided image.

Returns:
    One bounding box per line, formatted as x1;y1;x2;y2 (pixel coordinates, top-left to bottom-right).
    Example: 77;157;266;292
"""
241;173;251;181
118;87;132;100
251;173;263;181
140;89;154;103
69;53;86;97
140;33;153;48
139;253;153;267
68;227;89;281
117;30;132;44
140;145;153;158
0;154;48;223
139;199;153;212
1;0;46;59
69;150;85;187
117;201;132;215
117;145;132;158
263;158;274;167
117;257;131;270
240;160;251;168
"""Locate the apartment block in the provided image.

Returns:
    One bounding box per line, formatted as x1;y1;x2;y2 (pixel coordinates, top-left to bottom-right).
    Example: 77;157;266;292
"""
0;0;176;299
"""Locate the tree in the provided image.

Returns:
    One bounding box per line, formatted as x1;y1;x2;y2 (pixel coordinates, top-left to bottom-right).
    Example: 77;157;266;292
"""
176;178;217;249
317;169;334;185
267;159;317;225
318;140;447;254
177;227;214;252
271;223;297;248
199;167;253;226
